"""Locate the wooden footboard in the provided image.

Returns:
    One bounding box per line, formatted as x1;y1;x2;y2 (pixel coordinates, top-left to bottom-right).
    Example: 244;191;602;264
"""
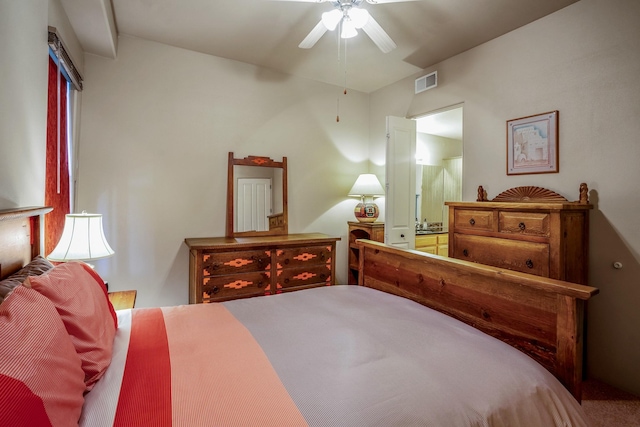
356;239;598;402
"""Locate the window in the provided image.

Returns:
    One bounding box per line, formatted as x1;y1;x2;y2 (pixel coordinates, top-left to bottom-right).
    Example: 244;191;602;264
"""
45;28;82;256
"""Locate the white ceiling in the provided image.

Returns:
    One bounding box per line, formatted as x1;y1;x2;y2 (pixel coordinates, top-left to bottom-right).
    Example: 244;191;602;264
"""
62;0;580;93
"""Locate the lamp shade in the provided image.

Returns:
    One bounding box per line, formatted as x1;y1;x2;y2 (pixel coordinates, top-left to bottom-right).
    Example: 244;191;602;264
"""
47;212;114;262
349;7;370;29
321;9;342;31
341;19;358;39
348;173;385;197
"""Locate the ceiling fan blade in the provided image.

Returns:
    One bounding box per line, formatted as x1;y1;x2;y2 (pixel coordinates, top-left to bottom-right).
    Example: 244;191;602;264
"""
299;20;328;49
362;15;397;53
365;0;418;3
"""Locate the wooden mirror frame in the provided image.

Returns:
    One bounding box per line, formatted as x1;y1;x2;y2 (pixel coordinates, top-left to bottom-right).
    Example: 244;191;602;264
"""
226;152;288;237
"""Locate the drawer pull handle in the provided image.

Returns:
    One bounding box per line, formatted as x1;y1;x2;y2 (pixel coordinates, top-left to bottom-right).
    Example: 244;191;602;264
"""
401;234;405;238
469;218;475;226
526;259;534;269
212;286;220;294
463;249;469;257
519;222;526;231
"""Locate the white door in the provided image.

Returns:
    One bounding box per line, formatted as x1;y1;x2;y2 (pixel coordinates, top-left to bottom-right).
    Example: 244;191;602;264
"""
385;116;417;248
237;178;272;232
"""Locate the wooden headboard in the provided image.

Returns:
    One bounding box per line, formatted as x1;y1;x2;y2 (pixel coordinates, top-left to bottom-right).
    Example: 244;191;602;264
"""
357;239;598;402
0;206;52;280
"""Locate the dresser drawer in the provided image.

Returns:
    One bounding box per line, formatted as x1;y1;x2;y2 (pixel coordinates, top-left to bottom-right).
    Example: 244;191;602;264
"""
452;234;550;277
202;250;271;276
276;264;331;291
202;271;269;302
453;209;494;232
276;245;332;269
499;211;550;237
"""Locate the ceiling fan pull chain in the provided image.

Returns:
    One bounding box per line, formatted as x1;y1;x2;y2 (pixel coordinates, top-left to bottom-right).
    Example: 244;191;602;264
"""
336;98;340;122
337;20;342;62
344;38;348;95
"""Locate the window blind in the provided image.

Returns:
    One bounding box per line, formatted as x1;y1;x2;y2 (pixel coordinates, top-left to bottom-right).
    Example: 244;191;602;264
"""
48;26;83;91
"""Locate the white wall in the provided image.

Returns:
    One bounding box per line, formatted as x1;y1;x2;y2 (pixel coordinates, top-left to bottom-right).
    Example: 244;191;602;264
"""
77;36;371;307
416;133;462;166
0;0;48;207
0;0;82;208
369;0;640;396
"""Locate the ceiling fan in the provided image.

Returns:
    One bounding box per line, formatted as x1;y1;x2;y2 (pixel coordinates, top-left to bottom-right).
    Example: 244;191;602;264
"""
295;0;405;53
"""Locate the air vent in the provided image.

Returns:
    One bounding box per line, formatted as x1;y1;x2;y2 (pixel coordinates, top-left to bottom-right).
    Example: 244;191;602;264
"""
415;71;437;94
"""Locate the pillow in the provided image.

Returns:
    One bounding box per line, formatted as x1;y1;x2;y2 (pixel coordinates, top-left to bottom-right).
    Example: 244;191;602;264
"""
0;255;54;303
0;286;86;426
24;262;117;391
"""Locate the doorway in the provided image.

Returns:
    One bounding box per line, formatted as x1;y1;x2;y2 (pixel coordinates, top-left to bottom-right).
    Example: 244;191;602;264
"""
236;178;272;232
414;105;463;229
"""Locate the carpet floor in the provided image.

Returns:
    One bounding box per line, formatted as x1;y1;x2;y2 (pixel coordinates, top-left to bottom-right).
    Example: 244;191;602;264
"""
582;378;640;426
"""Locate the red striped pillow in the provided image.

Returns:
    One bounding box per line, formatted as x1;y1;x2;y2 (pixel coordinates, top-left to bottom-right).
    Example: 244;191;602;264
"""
24;262;117;391
0;286;86;426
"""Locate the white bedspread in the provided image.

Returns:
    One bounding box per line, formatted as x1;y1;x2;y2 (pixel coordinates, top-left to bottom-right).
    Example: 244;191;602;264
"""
82;285;588;426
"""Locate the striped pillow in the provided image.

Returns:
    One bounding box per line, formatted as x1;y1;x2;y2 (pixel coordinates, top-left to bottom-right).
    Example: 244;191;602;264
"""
24;262;117;391
0;286;86;426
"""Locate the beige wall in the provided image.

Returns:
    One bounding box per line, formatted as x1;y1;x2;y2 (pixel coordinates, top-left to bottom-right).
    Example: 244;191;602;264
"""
369;0;640;395
0;0;48;207
76;36;371;307
0;0;82;208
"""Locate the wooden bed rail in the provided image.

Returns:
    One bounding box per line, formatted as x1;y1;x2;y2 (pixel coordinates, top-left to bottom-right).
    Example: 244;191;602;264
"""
356;239;598;402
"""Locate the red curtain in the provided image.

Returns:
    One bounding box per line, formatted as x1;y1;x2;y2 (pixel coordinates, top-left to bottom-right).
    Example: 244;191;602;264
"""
45;56;70;256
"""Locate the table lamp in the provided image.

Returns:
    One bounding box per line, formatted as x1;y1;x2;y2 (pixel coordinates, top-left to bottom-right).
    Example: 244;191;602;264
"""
47;211;114;268
348;173;385;223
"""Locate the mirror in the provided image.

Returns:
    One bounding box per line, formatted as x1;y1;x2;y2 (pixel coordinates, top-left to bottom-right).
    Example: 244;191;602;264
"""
415;107;463;230
226;152;288;237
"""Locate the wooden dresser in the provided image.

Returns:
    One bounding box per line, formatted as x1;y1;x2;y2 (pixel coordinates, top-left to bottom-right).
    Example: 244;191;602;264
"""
348;222;384;285
446;185;592;284
185;233;340;303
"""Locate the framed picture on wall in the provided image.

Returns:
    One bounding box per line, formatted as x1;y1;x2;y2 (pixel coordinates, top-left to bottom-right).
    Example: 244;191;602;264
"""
506;110;559;175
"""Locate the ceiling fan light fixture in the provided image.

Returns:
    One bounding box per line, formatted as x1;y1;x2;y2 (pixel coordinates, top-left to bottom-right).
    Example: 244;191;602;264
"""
349;7;370;29
341;19;358;39
321;9;342;31
297;0;397;53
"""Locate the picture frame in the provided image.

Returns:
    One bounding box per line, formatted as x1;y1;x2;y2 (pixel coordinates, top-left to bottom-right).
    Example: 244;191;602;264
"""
506;110;558;175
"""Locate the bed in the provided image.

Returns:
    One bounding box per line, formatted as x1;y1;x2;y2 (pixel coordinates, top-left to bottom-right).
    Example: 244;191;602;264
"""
0;207;598;426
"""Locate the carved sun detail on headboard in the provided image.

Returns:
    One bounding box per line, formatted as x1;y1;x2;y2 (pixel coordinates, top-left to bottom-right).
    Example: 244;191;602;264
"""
492;186;569;202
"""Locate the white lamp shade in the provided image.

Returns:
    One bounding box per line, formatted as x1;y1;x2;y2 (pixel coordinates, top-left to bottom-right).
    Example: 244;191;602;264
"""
348;174;385;197
47;212;115;262
321;9;342;31
349;7;370;29
341;19;358;39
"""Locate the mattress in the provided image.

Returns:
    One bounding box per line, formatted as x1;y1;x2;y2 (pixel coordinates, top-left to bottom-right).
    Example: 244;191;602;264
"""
80;285;588;426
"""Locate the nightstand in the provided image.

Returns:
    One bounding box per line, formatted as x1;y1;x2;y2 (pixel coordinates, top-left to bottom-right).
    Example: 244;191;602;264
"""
348;221;384;285
108;290;137;310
